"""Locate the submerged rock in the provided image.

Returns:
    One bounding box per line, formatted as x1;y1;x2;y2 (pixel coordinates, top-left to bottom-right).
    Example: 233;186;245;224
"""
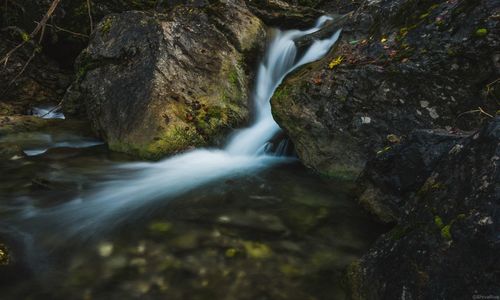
348;117;500;298
65;3;265;158
271;0;499;178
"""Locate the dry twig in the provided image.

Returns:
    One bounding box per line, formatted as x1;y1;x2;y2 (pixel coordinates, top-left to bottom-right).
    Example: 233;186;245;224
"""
86;0;94;33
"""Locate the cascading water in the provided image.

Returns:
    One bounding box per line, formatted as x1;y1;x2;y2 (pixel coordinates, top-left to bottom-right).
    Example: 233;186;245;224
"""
17;17;341;237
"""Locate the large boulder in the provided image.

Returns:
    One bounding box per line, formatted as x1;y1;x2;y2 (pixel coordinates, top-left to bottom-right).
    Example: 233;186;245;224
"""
64;2;265;158
347;117;500;298
271;0;499;178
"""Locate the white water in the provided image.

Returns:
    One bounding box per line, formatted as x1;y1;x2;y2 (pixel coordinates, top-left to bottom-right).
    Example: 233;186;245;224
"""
32;105;65;119
19;18;341;235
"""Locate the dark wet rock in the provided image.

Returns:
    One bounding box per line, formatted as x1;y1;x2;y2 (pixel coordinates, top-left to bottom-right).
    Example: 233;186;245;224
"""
246;0;325;29
64;3;265;158
347;117;500;298
246;0;360;28
356;128;468;223
272;0;500;178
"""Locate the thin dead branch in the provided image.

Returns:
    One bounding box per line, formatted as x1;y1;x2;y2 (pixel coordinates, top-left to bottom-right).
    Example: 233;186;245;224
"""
40;98;64;118
87;0;94;33
456;106;495;120
34;21;89;38
0;0;61;66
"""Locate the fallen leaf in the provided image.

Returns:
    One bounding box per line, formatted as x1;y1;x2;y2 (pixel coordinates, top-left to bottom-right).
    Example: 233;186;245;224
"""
328;56;344;69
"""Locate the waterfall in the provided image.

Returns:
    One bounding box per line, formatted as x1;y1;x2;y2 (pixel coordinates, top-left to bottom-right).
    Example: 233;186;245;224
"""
18;18;342;236
226;17;341;155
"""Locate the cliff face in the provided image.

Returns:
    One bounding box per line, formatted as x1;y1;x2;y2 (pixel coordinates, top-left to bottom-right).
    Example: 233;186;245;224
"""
271;0;499;179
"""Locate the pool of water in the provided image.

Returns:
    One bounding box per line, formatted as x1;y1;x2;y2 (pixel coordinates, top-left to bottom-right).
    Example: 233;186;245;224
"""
0;127;387;300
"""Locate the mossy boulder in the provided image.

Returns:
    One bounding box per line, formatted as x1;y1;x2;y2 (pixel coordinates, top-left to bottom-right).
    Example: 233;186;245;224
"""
271;0;499;177
64;2;265;159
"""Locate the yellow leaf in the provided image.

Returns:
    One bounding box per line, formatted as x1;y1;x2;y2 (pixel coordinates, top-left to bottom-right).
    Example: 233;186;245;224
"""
328;56;344;69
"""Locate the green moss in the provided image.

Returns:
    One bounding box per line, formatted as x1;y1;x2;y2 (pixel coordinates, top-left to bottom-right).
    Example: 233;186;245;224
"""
20;31;30;42
435;215;453;240
228;68;239;87
100;17;114;35
434;215;444;228
273;86;290;103
430;182;444;190
189;102;232;139
475;28;488;37
76;64;91;81
441;224;452;240
419;13;430;19
242;241;272;259
75;53;98;82
225;248;238;258
109;125;204;160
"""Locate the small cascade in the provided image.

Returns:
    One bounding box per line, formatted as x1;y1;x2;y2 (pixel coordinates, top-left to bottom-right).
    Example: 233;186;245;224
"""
16;17;342;236
31;105;65;119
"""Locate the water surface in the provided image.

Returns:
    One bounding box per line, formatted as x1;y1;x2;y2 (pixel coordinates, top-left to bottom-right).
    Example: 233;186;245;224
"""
0;17;387;300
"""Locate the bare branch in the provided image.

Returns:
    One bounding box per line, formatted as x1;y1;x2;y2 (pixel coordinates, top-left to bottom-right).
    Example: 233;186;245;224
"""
87;0;94;33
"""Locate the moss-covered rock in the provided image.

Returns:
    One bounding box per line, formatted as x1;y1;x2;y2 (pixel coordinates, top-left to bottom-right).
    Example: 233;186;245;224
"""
271;0;499;177
64;3;265;159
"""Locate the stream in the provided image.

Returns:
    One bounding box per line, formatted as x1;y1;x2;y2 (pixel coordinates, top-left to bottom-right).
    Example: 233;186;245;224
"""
0;17;387;300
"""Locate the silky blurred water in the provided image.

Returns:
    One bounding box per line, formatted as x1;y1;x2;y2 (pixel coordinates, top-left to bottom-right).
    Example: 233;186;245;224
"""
0;17;386;300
